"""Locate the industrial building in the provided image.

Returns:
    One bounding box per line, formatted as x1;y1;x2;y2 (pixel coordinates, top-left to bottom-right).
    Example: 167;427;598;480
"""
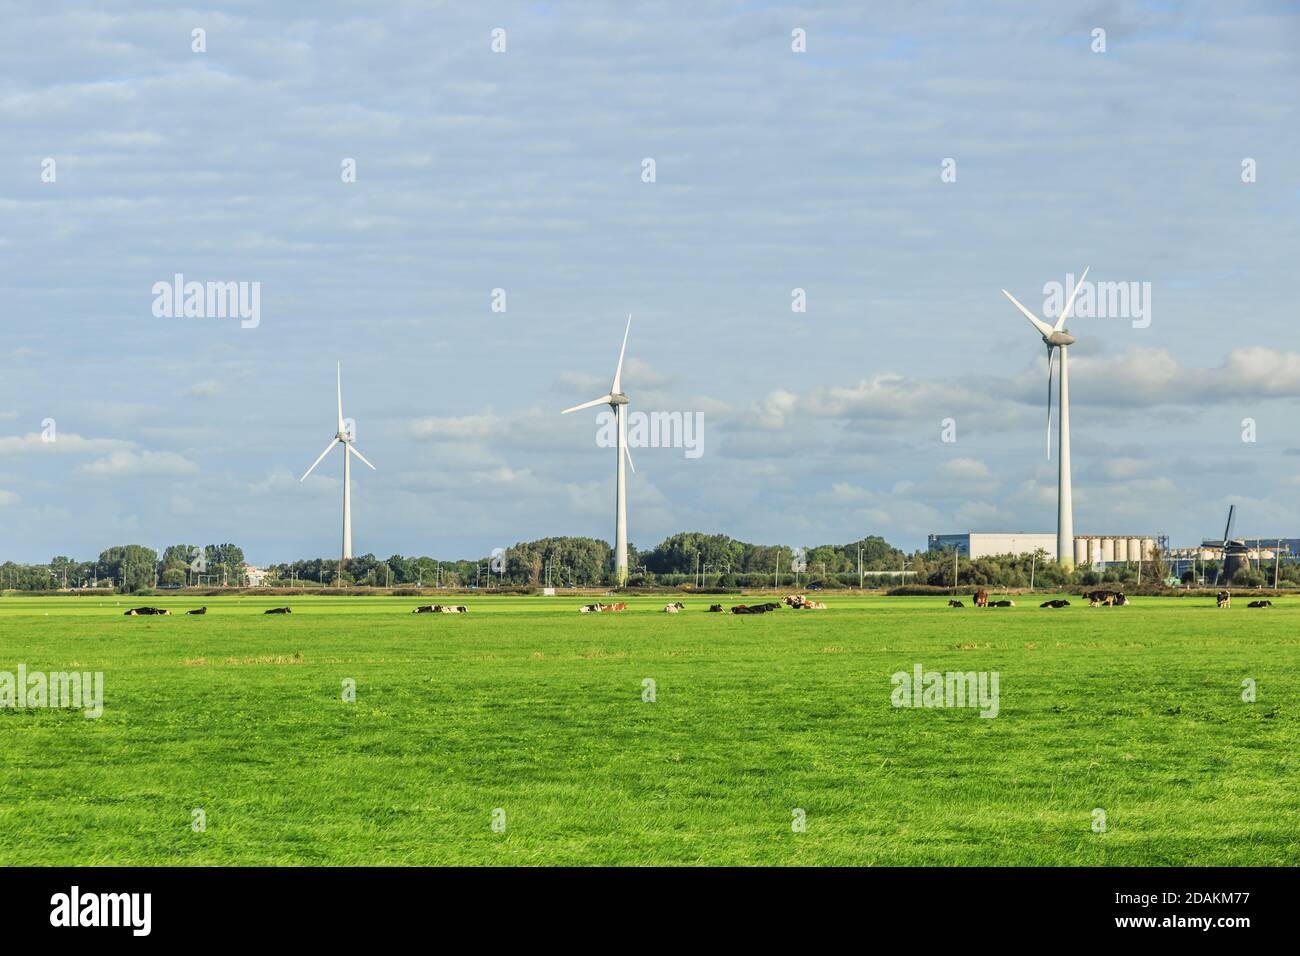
928;532;1163;564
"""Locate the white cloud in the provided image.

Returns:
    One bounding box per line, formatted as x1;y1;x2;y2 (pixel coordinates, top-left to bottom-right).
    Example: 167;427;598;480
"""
0;433;133;456
79;450;200;477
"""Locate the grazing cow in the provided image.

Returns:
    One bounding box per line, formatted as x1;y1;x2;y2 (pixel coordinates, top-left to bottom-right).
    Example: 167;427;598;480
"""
947;600;964;608
1217;591;1231;609
973;590;989;608
1040;599;1070;609
124;606;169;616
186;607;207;615
1247;600;1273;608
990;600;1015;608
264;607;292;615
707;604;724;612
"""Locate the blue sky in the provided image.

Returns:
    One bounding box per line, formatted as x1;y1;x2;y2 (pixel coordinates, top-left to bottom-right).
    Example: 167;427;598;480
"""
2;0;1299;563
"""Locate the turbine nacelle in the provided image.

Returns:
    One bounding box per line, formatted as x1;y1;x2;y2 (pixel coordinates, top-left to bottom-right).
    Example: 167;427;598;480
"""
1045;330;1075;347
608;392;629;406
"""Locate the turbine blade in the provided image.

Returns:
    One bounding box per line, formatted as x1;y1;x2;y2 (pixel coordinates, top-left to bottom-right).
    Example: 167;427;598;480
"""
611;314;632;393
1002;289;1054;338
347;444;377;470
300;438;340;481
561;395;613;415
620;408;635;474
336;362;345;434
1053;266;1090;331
1046;347;1055;459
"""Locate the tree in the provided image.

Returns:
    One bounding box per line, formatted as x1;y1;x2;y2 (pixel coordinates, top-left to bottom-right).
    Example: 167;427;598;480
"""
97;545;159;593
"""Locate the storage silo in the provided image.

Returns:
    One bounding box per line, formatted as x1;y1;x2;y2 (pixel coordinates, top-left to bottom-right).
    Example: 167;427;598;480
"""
1101;538;1115;562
1129;537;1144;561
1090;539;1103;566
1074;538;1089;565
1113;537;1129;562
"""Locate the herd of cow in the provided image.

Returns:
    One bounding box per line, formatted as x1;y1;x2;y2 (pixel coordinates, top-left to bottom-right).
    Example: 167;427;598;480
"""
945;588;1276;610
580;595;829;614
120;590;1279;618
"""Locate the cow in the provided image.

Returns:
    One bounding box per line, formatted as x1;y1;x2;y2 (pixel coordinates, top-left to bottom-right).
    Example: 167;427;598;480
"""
990;600;1015;608
731;602;781;614
1040;599;1070;609
1247;600;1273;608
707;604;724;612
580;603;627;613
947;600;964;608
439;605;469;613
412;605;437;613
663;602;685;613
264;607;292;615
124;606;169;616
785;594;828;610
973;589;989;608
1217;591;1231;609
1085;590;1128;607
186;607;207;615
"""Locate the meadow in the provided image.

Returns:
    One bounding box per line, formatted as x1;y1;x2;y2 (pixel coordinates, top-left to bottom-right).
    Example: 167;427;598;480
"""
0;592;1296;866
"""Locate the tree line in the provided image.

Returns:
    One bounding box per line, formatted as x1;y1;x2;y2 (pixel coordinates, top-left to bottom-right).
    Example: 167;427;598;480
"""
1;535;1295;593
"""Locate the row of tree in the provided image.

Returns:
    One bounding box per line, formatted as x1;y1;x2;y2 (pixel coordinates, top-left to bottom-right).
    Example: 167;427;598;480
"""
2;535;1296;593
0;544;245;593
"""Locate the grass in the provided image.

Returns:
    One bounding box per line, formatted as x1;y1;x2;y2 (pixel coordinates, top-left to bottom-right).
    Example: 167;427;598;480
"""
0;592;1296;865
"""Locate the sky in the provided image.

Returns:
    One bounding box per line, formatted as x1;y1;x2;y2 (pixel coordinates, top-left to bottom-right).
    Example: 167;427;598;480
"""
2;0;1299;564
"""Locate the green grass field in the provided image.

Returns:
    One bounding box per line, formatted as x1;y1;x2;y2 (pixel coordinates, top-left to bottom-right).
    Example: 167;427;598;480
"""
0;592;1296;865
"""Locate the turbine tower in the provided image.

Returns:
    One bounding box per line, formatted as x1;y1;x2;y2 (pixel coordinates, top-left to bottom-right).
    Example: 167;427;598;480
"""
300;363;376;563
562;316;635;586
1001;268;1089;569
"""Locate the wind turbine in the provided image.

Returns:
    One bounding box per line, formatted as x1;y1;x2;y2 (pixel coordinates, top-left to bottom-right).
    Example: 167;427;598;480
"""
562;315;635;586
300;363;376;563
1001;268;1089;569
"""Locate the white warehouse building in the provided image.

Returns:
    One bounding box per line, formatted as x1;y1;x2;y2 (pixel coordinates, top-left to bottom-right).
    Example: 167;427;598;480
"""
928;532;1159;563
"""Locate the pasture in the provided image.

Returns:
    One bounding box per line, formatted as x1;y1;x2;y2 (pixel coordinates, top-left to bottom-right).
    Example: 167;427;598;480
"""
0;593;1296;865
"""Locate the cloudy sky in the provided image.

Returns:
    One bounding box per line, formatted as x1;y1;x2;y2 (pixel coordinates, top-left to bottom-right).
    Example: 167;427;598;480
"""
2;1;1298;563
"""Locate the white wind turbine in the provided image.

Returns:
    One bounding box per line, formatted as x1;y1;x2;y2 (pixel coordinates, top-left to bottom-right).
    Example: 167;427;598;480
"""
1001;268;1089;569
562;316;635;586
300;362;376;563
